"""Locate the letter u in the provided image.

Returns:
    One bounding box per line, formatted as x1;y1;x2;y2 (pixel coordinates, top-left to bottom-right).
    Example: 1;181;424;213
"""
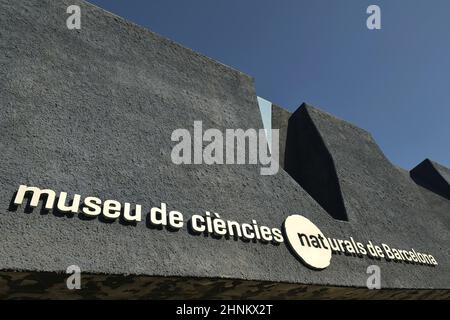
57;192;81;213
123;203;142;222
327;238;340;252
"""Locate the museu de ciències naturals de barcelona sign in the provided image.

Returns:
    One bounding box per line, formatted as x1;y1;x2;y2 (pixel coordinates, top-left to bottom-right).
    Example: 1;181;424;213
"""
11;185;438;270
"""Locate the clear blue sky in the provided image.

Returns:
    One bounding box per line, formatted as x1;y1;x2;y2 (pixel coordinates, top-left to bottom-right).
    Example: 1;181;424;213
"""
89;0;449;169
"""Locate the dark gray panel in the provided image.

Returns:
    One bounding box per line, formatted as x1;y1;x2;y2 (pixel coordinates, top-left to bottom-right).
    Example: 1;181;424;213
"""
411;159;450;200
271;103;291;169
285;104;348;221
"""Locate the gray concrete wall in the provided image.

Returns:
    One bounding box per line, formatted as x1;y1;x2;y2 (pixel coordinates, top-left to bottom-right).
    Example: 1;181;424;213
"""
411;159;450;199
0;0;449;297
271;103;291;169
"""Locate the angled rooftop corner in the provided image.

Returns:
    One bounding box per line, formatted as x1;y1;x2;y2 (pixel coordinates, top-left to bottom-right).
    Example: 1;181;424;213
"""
255;99;349;221
257;97;292;169
282;102;436;224
83;0;253;81
410;159;450;200
284;103;349;221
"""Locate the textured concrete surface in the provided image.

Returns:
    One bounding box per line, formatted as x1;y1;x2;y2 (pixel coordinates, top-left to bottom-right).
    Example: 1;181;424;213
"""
283;104;450;285
0;0;449;298
271;104;290;169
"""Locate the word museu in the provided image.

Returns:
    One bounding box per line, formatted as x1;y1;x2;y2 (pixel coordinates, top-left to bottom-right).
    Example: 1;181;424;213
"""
13;185;437;267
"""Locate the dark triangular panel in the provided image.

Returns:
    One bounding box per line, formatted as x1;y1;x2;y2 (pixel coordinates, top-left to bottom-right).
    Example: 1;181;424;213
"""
411;159;450;200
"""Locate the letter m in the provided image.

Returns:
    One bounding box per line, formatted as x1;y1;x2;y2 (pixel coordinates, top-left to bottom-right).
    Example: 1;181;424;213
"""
226;128;258;164
14;185;56;210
